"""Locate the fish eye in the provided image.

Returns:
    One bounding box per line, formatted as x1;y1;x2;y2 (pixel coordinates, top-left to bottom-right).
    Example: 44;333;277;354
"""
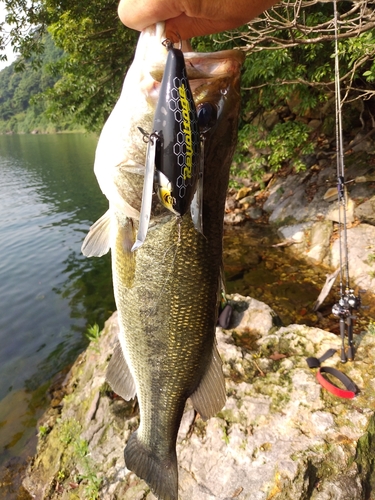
197;102;217;133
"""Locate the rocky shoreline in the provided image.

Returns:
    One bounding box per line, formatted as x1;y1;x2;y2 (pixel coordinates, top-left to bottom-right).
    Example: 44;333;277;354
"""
22;294;375;499
226;150;375;296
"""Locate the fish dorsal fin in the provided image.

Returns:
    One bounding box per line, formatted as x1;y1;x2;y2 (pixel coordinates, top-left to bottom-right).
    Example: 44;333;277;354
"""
106;340;137;401
81;210;111;257
189;343;226;420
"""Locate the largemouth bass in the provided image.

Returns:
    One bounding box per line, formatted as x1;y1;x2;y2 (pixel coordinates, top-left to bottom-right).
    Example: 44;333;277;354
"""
82;23;244;500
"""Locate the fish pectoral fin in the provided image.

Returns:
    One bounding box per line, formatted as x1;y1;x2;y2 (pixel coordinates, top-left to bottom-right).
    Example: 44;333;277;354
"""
106;340;137;400
81;210;111;257
189;343;226;420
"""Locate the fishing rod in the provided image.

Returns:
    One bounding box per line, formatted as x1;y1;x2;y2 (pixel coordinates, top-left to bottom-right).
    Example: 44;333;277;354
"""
331;0;361;363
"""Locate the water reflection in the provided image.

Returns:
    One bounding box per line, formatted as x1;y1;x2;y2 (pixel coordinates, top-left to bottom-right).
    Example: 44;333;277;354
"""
224;224;334;327
0;134;115;466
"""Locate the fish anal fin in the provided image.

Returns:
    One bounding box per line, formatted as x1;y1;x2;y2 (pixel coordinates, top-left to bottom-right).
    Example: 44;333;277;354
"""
189;343;226;421
81;210;111;257
106;340;136;401
125;431;178;500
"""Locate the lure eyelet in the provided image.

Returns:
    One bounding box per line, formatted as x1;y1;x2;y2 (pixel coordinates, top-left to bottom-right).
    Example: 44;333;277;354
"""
162;38;174;50
162;34;182;51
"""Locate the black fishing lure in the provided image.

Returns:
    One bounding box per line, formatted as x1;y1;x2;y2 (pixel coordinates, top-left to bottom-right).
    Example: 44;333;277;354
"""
132;40;201;251
153;40;200;216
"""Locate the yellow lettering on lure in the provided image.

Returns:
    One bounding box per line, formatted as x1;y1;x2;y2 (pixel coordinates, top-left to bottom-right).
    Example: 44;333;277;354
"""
178;84;193;179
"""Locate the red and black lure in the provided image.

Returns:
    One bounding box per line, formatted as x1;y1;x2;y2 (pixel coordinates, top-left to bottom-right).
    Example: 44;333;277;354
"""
132;40;200;251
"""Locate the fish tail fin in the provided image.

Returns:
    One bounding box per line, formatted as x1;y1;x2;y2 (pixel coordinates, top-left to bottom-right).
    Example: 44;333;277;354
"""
124;431;178;500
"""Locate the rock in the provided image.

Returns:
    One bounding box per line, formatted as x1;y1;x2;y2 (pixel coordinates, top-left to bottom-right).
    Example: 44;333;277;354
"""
356;196;375;225
238;195;256;206
262;171;325;225
225;196;238;212
262;151;375;226
308;119;322;130
306;220;333;264
236;187;253;201
355;175;375;183
326;198;355;224
328;223;375;290
245;207;263;219
350;183;374;200
262;173;273;184
301;154;319;169
287;93;302;113
224;212;247;225
278;222;312;247
23;296;375;500
323;187;338;202
263;109;280;129
244;149;375;301
350;131;375;153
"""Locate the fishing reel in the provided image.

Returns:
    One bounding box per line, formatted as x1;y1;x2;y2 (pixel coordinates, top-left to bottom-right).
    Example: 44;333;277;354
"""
332;289;361;318
332;288;362;363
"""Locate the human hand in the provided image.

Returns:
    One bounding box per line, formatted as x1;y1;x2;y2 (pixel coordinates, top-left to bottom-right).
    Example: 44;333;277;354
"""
118;0;278;40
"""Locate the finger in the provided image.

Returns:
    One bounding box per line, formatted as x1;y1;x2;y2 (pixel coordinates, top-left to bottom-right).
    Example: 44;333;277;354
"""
166;15;241;41
118;0;182;31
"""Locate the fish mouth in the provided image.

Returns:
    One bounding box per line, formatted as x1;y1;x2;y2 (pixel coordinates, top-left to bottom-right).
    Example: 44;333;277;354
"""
184;50;245;79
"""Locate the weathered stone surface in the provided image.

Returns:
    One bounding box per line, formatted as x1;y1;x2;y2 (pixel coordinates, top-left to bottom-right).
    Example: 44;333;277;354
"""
224;212;247;225
306;220;333;263
323;187;338;202
260;152;375;294
245;206;263;219
350;131;375;153
308;119;322;131
267;183;311;224
278;222;312;255
356;196;375;225
328;223;375;290
326;198;355;224
23;296;375;500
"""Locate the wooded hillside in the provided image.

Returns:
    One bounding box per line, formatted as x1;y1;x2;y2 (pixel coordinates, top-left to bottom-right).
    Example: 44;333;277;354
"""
0;35;67;133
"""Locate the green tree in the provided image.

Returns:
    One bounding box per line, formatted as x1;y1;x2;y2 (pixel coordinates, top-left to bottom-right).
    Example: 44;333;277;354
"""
0;33;63;130
43;0;138;131
221;0;375;177
1;0;137;132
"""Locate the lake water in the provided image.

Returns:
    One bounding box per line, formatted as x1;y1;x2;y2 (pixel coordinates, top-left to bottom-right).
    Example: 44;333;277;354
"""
0;133;115;467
